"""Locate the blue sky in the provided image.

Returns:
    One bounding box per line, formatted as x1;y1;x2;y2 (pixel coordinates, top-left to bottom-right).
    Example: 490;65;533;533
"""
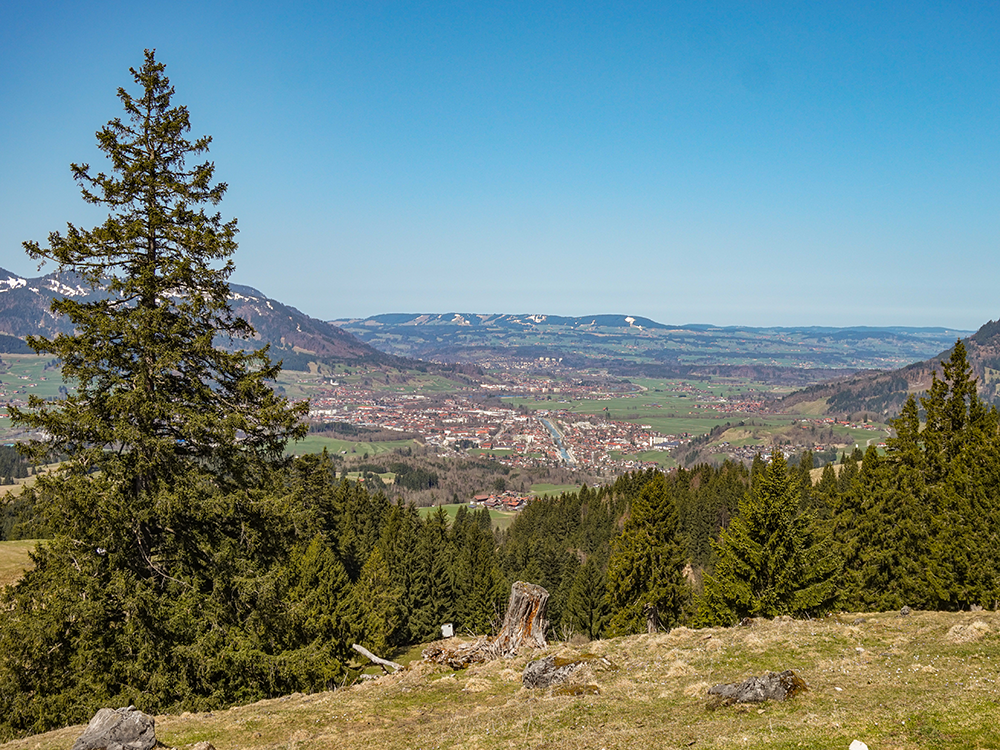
2;2;998;328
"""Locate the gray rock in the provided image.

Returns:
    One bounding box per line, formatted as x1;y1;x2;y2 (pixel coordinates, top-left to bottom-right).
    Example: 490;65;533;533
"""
523;656;584;689
708;670;808;704
900;605;911;616
522;653;615;689
71;706;156;750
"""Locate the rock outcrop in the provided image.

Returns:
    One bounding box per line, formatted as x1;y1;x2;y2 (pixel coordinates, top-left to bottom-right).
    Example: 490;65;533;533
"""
708;670;808;704
71;706;156;750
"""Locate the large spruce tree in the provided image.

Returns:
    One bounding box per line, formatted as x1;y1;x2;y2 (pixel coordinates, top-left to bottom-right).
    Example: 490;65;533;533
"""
604;471;689;635
697;452;838;625
12;49;305;480
0;51;309;738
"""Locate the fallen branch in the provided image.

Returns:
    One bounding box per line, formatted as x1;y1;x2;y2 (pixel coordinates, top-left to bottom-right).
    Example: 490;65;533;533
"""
352;643;403;674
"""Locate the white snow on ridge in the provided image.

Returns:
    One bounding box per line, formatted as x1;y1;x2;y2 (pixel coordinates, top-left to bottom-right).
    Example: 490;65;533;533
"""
0;275;27;292
45;279;88;297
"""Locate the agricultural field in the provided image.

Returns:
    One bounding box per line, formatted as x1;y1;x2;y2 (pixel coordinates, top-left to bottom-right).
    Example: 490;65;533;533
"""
287;435;419;458
528;483;582;497
275;362;471;401
0;354;67;436
416;502;517;531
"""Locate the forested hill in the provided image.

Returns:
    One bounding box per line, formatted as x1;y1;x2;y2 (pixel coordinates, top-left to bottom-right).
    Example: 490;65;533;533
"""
0;267;389;366
778;317;1000;417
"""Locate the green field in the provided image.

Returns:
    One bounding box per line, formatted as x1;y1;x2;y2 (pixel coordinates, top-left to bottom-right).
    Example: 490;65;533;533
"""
608;449;675;468
286;435;418;457
416;503;517;531
276;365;468;400
528;483;580;497
0;354;66;400
501;377;788;441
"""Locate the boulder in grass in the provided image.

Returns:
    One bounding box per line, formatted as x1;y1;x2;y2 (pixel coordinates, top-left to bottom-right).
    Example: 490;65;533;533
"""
523;656;585;689
522;653;616;690
71;706;156;750
707;670;808;705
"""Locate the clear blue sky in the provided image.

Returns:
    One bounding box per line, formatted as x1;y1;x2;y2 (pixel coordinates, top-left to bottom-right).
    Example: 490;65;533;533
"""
2;1;998;329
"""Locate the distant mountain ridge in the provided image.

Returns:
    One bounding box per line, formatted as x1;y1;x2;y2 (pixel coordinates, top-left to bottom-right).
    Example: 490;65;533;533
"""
332;312;973;376
0;267;385;365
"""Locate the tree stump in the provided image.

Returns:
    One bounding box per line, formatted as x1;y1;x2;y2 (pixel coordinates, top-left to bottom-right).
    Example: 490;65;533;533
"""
487;581;550;657
424;582;550;667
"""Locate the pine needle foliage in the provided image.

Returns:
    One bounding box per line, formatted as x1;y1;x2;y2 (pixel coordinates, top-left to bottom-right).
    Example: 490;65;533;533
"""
0;51;310;739
698;452;838;626
11;49;306;481
605;471;689;635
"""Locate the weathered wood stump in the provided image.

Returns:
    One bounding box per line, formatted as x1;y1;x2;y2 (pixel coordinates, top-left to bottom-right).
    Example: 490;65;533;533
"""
352;643;403;674
487;581;549;657
424;581;550;668
643;603;659;634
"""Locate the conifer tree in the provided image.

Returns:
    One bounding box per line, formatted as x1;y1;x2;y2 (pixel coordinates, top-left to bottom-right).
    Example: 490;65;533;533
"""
566;555;610;639
698;452;838;625
605;472;689;634
377;503;421;646
11;50;305;483
281;534;353;688
918;341;1000;607
452;520;505;634
834;446;943;610
349;547;401;656
409;507;456;642
0;51;308;738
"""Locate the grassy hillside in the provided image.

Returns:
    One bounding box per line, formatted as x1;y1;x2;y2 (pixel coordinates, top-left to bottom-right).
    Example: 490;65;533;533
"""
0;540;37;588
3;609;997;749
416;503;518;531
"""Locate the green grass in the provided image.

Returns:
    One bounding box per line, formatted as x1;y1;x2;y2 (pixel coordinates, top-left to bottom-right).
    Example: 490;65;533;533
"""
467;448;514;457
415;503;517;531
0;354;66;400
287;436;418;457
7;610;999;750
529;483;580;497
611;449;676;468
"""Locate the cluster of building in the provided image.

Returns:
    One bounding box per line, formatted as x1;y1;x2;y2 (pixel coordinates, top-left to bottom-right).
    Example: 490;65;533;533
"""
308;394;680;472
470;492;529;512
697;394;769;414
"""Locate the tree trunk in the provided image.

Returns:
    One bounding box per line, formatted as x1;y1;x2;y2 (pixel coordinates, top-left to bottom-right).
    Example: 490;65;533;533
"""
488;581;550;657
423;582;550;668
644;603;659;634
352;643;403;674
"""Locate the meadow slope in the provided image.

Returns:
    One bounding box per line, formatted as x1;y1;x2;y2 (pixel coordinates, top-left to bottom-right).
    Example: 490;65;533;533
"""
2;610;997;750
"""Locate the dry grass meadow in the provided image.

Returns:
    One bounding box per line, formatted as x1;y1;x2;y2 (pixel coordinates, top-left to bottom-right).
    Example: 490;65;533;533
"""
0;540;38;588
1;609;998;750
